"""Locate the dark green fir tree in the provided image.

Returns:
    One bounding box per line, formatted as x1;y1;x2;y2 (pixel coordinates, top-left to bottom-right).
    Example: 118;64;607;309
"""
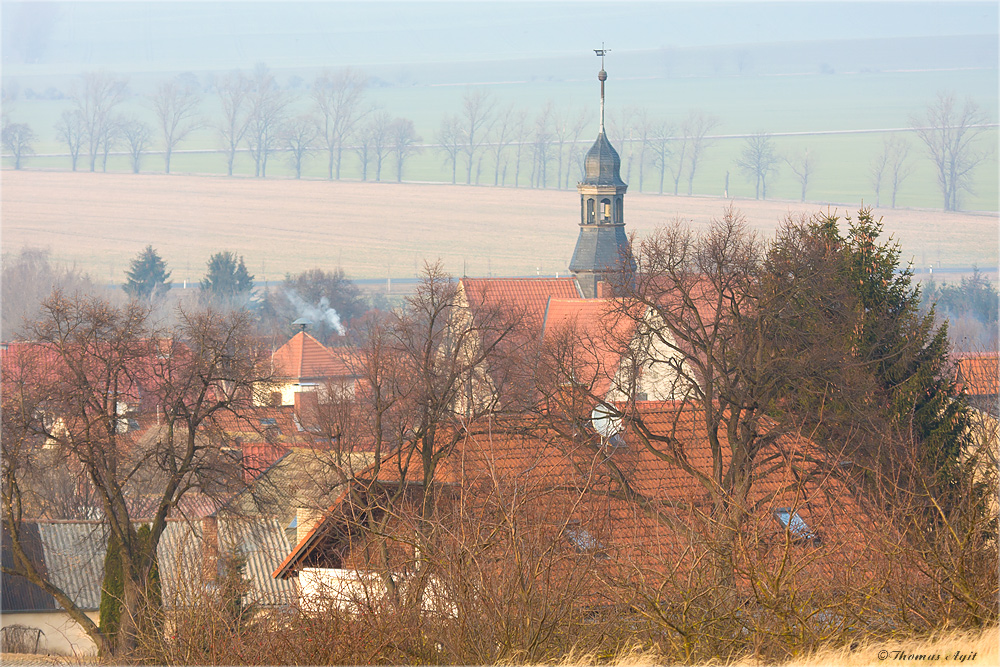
122;245;172;301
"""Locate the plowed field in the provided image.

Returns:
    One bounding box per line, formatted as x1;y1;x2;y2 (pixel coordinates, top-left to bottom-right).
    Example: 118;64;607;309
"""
2;170;996;284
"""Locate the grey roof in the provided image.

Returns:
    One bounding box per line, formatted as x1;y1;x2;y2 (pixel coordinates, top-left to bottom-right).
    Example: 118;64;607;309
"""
156;518;295;607
3;518;294;613
37;522;107;611
225;448;374;527
2;523;60;612
569;223;635;275
580;132;626;188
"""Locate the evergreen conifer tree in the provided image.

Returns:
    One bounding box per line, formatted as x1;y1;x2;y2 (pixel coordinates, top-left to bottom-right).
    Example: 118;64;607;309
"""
122;246;171;301
200;251;254;304
835;209;970;480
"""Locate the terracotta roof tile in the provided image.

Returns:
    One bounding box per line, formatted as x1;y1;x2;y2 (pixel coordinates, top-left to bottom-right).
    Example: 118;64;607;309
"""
541;298;642;396
957;354;999;398
275;403;866;579
272;332;352;380
460;277;582;328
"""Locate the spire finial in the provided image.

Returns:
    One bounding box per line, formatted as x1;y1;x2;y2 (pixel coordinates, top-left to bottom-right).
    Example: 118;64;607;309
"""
594;44;610;132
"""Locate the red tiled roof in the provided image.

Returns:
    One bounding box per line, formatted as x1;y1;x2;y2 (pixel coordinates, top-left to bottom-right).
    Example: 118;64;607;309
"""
460;277;582;328
541;298;640;396
957;354;999;398
272;332;352;380
274;402;865;579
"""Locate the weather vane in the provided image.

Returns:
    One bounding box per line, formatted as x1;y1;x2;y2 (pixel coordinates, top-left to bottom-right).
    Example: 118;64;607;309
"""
594;43;610;69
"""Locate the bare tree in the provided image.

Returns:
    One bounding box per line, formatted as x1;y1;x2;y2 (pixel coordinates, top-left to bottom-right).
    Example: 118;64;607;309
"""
436;115;462;184
353;122;374;182
736;132;780;199
245;64;288;178
214;70;251;176
96;115;121;173
592;208;857;592
389;117;420;183
1;293;275;657
119;116;152;174
552;108;588;190
73;71;129;172
870;141;890;208
488;103;518;186
647;120;674;195
886;137;913;209
665;124;687;196
312;68;368;180
150;77;203;174
282;114;317;179
531;102;554;188
607;107;637;184
911;93;993;211
683;110;720;195
630;109;654;193
2;122;35;169
367;110;393;182
1;248;94;338
460;89;494;185
565;109;590;189
55;110;85;171
510;110;529;188
785;148;814;202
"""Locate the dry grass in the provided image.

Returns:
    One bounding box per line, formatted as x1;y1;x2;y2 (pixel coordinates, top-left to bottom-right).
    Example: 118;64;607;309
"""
2;170;995;284
762;625;998;667
0;654;96;665
546;625;999;667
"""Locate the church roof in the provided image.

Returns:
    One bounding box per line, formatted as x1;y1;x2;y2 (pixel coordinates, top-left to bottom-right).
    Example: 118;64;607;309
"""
272;332;352;380
459;277;582;327
581;132;626;188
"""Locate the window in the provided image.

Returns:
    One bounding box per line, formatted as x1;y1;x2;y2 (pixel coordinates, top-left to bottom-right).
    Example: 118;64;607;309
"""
774;508;819;544
587;198;595;224
600;198;612;222
565;523;608;558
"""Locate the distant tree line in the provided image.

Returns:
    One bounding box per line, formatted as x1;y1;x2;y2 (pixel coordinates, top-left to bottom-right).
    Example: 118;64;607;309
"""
1;68;995;210
1;245;371;347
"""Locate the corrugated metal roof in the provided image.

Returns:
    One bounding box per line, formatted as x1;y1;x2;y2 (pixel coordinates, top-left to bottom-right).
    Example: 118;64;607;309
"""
36;522;106;611
156;518;295;607
219;518;296;606
2;523;59;612
4;518;294;613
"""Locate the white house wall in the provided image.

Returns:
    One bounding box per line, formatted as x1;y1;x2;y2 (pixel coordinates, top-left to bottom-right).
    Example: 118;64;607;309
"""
1;610;99;657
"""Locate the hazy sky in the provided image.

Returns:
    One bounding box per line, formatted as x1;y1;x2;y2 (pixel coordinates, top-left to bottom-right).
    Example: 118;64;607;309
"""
3;1;998;71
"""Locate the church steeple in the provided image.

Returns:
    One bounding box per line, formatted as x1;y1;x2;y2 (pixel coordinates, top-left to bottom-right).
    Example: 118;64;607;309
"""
569;47;635;299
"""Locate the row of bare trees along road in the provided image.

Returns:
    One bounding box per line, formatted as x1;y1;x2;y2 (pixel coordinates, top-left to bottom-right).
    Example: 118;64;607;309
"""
2;67;995;210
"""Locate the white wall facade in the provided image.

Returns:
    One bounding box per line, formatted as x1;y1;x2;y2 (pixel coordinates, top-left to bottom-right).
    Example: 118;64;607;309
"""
1;610;99;656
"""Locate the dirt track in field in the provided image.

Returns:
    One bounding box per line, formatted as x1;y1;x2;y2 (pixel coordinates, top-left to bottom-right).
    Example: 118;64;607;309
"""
2;170;996;284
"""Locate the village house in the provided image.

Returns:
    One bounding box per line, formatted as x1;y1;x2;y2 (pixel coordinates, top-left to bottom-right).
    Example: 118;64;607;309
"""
1;517;293;656
271;402;874;614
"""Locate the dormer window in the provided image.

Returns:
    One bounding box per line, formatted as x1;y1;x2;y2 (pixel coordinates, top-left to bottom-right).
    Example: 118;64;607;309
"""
774;508;819;544
565;522;608;558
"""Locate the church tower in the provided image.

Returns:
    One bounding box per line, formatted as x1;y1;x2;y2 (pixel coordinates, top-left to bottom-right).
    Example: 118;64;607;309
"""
569;48;635;299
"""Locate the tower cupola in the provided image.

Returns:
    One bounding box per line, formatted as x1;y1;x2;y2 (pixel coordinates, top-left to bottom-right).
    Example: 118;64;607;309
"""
569;47;635;298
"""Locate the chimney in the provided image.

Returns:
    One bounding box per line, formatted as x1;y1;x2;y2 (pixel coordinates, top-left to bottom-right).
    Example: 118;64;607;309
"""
296;507;323;547
293;391;320;427
202;516;219;582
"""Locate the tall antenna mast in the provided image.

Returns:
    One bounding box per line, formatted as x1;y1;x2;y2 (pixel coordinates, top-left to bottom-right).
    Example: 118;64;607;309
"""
594;43;610;132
